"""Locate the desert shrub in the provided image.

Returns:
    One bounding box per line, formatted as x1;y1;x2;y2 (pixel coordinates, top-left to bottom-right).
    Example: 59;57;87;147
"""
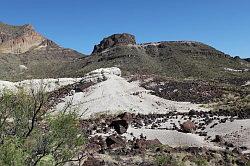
0;90;86;165
154;154;179;166
193;156;208;166
0;137;26;166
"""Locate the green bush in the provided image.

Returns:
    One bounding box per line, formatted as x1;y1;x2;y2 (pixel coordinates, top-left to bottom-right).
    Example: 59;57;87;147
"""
0;90;86;165
154;154;179;166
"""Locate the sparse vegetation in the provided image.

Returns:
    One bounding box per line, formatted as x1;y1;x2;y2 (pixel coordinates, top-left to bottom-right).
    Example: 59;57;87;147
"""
154;154;179;166
193;156;208;166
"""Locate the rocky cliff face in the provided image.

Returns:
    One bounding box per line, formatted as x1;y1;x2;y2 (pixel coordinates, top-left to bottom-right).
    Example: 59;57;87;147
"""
92;33;136;54
91;33;228;59
0;23;46;54
0;22;84;81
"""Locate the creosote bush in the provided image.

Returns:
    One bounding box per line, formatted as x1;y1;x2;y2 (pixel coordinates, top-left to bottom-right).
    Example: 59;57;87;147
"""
0;90;86;166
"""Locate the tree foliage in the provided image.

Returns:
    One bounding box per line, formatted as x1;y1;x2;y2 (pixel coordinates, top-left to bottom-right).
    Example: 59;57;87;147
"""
0;90;86;166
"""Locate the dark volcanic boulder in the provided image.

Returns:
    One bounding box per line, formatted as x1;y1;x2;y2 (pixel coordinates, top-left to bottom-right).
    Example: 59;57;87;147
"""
232;147;243;154
212;135;224;143
106;135;126;149
109;119;128;134
109;112;133;134
92;33;136;53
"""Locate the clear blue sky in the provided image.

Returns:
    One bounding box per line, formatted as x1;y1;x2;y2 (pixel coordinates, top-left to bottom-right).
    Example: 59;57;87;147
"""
1;0;249;58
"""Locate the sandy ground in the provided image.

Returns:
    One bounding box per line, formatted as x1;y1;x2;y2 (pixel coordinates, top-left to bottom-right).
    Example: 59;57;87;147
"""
124;127;220;149
122;117;250;152
205;119;250;149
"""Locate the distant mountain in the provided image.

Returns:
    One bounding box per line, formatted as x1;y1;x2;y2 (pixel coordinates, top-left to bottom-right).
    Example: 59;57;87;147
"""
77;33;249;80
0;22;84;81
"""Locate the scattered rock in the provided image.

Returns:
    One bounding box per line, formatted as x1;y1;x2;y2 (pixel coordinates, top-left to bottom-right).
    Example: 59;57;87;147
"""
212;135;224;143
106;135;126;149
188;109;197;116
225;142;234;148
118;112;133;123
232;147;242;154
220;118;227;123
198;132;207;137
109;119;129;134
83;156;104;166
239;146;247;151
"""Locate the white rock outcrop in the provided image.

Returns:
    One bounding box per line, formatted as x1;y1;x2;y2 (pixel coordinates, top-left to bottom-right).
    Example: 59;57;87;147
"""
0;67;121;94
82;67;121;83
54;67;208;118
0;78;82;94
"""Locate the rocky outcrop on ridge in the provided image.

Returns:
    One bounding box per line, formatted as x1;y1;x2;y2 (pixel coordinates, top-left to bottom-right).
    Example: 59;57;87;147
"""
92;33;136;53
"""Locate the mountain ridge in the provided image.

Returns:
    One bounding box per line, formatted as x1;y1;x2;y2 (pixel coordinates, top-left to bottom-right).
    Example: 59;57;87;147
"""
0;23;249;82
83;33;249;81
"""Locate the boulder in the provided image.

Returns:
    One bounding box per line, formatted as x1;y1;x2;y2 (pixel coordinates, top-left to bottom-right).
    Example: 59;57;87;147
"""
109;119;128;134
188;109;197;116
232;147;243;154
181;120;196;133
212;135;224;143
110;112;133;134
106;135;126;149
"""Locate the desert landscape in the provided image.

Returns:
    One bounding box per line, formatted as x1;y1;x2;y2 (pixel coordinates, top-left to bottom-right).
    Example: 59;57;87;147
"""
0;22;249;165
0;1;249;165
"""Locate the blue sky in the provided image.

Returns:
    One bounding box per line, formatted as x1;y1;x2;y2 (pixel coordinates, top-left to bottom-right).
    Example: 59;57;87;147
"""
1;0;249;58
